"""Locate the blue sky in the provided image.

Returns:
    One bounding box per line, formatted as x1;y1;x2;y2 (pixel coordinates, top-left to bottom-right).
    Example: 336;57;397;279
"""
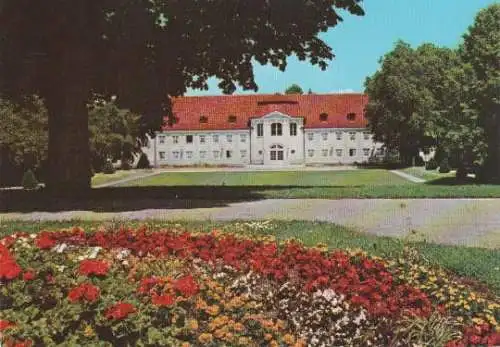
186;0;497;96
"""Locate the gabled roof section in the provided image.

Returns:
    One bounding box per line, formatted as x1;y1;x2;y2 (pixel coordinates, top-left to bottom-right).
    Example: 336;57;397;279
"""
162;93;368;131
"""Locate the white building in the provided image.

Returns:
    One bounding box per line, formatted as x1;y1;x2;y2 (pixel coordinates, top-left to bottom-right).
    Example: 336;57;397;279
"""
141;93;384;166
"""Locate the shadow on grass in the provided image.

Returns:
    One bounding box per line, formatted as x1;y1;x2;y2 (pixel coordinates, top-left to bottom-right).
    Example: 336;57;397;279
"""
425;177;478;186
0;185;359;213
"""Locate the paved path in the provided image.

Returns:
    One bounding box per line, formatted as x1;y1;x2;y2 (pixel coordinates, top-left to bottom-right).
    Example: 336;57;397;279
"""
2;199;499;248
390;170;426;183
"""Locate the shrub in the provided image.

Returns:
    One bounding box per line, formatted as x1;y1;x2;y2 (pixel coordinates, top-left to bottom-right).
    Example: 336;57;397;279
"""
414;156;425;167
121;160;132;171
439;158;451;173
102;160;115;174
425;158;438;170
21;169;39;190
136;153;151;169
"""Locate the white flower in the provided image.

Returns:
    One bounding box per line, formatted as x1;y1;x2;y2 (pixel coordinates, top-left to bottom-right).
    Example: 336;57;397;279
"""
88;247;101;259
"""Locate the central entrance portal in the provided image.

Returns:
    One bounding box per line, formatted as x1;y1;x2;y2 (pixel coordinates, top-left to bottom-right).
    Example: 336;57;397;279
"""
269;144;285;162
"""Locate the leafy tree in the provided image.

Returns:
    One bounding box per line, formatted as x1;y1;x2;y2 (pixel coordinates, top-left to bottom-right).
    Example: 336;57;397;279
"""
285;84;304;94
460;4;500;182
0;0;364;191
364;41;458;165
0;96;48;169
88;97;142;172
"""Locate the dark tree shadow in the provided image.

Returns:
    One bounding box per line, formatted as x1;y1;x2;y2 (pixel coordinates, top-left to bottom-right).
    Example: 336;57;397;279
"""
425;177;478;186
0;185;360;212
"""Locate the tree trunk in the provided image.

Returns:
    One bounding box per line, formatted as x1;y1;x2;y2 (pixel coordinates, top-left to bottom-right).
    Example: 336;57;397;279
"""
44;47;92;194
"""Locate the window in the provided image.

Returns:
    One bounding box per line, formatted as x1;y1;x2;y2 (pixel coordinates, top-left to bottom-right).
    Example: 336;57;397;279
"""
308;149;314;157
199;135;206;143
363;132;370;140
173;151;180;159
320;113;328;121
159;151;165;159
199;116;208;123
377;148;385;156
336;132;342;140
228;115;237;123
257;123;264;137
173;136;179;144
322;149;328;157
159;135;165;144
336;149;343;157
199;151;207;158
186;135;193;143
240;150;247;158
329;148;333;156
349;132;356;141
240;134;246;143
258;150;263;155
322;132;328;141
349;149;356;157
363;148;370;156
226;150;232;158
213;151;220;159
291;149;295;154
226;134;232;142
213;135;219;143
290;123;297;136
271;123;282;136
308;133;314;141
186;151;193;159
347;113;356;121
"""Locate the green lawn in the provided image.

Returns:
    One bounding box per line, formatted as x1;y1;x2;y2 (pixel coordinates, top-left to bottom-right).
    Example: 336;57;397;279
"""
2;220;499;294
121;169;407;187
117;169;500;198
91;169;153;186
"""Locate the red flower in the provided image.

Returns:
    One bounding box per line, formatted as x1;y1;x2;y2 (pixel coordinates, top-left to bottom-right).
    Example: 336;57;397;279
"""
137;277;164;295
68;283;100;303
104;302;136;320
0;320;15;331
78;260;109;277
0;259;21;280
22;271;35;281
35;233;56;249
152;294;175;307
173;275;199;297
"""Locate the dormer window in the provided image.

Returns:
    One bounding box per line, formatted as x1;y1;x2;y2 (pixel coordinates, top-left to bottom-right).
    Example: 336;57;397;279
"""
228;115;237;123
347;113;356;121
320;113;328;122
199;115;208;123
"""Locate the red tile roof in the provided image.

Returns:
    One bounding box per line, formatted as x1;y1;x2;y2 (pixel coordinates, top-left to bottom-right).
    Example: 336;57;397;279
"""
163;93;368;131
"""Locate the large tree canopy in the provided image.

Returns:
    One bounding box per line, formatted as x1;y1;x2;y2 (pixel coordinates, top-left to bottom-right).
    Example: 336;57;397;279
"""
460;3;500;182
364;41;457;165
0;0;364;191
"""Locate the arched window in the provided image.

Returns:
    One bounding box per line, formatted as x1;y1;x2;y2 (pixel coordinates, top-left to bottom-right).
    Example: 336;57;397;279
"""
271;123;282;136
320;113;328;121
270;144;284;160
347;113;356;121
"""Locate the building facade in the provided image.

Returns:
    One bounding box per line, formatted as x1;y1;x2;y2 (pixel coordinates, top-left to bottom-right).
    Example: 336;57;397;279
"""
141;93;384;166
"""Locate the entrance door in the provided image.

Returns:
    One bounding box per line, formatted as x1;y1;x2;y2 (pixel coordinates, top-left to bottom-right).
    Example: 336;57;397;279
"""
270;144;284;162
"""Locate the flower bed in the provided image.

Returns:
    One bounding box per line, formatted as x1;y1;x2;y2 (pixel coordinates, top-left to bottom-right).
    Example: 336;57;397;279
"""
0;226;499;346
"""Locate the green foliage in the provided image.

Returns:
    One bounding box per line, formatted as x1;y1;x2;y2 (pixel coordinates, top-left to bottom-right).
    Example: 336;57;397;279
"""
136;153;151;169
425;158;438;171
89;97;142;173
21;169;39;190
285;84;304;94
392;312;461;347
0;96;48;168
461;4;500;181
439;158;451;173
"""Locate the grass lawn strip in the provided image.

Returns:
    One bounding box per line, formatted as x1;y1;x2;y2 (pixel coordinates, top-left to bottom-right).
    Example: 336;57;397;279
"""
117;169;500;198
0;222;499;346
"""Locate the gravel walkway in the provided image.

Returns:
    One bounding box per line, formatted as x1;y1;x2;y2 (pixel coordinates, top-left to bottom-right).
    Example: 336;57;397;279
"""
390;170;426;183
2;198;499;248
